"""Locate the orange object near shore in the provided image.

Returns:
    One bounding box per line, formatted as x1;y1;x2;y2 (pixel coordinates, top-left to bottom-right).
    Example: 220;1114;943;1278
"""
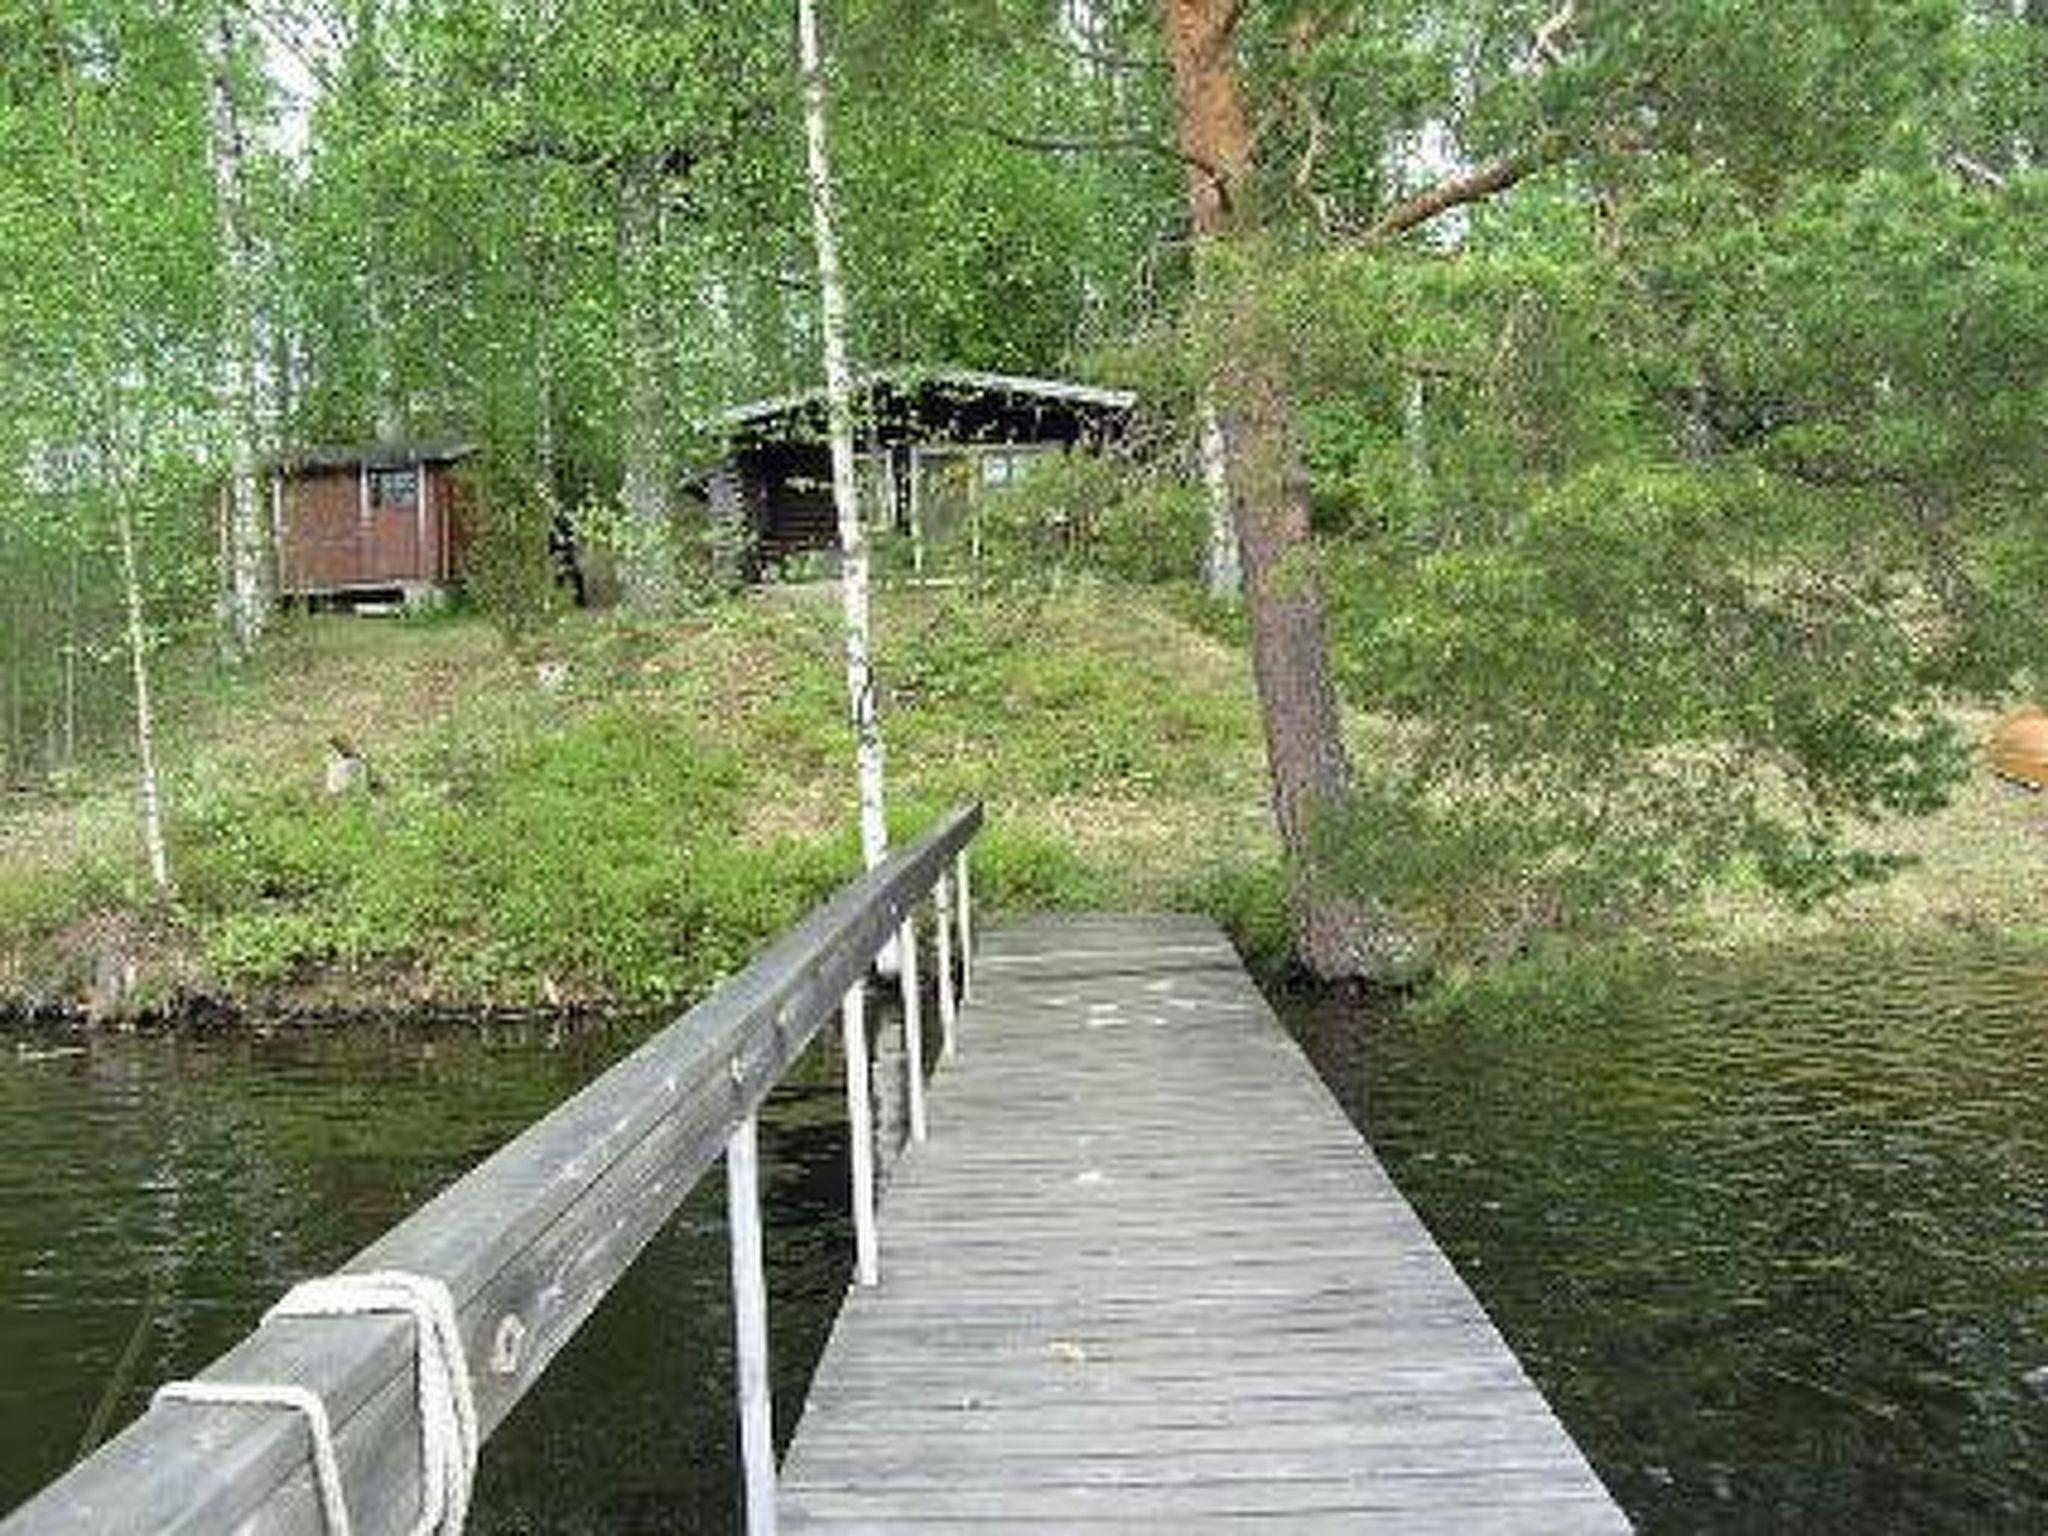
1988;707;2048;790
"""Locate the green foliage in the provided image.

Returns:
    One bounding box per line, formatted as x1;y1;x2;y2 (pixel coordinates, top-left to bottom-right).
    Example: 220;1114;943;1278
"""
1210;8;2048;960
6;0;2046;993
1178;858;1294;980
834;0;1177;368
885;584;1260;802
177;703;842;1003
455;455;571;651
973;454;1207;588
0;583;1260;1010
0;3;226;801
969;827;1116;912
0;855;123;952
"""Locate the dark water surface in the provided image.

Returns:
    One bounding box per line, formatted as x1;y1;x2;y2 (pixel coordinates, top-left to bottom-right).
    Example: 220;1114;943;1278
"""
0;1018;854;1532
1291;934;2048;1534
5;935;2047;1532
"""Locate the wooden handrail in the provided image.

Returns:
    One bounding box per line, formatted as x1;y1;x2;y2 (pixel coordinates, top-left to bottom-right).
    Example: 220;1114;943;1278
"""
1;803;983;1536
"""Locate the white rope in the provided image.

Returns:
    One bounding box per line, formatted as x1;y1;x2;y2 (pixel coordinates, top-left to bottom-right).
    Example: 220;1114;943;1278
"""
269;1271;479;1536
150;1270;477;1536
151;1381;353;1536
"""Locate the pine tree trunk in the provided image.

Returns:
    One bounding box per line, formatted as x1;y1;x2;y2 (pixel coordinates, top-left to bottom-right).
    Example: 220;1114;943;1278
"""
1162;0;1403;979
617;163;678;611
799;0;889;880
205;8;269;656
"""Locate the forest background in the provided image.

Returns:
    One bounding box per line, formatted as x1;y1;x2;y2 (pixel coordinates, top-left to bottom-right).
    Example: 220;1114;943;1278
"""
1;0;2044;1015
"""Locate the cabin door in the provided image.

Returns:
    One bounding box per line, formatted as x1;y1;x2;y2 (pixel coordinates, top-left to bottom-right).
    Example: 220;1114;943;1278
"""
362;464;424;581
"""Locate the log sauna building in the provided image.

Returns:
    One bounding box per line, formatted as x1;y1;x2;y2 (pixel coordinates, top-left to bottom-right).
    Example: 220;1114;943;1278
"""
703;368;1136;577
269;441;472;605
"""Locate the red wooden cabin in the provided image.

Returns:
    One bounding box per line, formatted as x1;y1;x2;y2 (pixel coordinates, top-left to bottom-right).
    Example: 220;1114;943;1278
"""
272;442;471;601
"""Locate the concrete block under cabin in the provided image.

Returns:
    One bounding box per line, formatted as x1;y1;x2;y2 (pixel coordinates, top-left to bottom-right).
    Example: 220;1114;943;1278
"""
270;442;473;609
699;367;1136;580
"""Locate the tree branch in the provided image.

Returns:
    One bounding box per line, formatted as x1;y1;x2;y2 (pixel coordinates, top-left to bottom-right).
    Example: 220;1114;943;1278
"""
1343;0;1585;245
1361;136;1566;243
1950;150;2008;189
1530;0;1577;70
1050;35;1168;74
946;118;1209;174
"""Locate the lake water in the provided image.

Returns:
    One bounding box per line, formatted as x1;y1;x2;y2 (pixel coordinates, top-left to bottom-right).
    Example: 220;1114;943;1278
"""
3;933;2047;1531
1291;933;2048;1533
0;1018;855;1532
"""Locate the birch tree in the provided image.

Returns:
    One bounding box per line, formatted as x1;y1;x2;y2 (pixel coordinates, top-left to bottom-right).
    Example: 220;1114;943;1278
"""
798;0;888;876
204;4;270;655
616;160;680;610
29;2;202;898
1198;397;1240;598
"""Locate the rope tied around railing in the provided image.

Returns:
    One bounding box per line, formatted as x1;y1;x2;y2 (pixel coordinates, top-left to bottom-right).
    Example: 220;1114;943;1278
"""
153;1270;478;1536
14;805;985;1536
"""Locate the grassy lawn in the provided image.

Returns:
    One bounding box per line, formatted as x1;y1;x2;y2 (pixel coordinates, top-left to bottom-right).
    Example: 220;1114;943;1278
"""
3;578;2039;1021
0;582;1284;1016
1674;722;2048;950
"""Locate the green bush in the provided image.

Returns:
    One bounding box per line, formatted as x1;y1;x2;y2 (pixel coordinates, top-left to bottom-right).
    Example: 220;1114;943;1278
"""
456;453;573;650
974;455;1204;588
1181;858;1292;978
973;826;1116;913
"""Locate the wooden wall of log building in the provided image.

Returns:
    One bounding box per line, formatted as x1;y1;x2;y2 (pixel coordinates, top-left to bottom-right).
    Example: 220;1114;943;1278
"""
275;455;468;597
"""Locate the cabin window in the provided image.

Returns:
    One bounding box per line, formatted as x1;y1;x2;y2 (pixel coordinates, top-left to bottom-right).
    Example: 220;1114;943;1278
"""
367;466;420;511
977;448;1051;487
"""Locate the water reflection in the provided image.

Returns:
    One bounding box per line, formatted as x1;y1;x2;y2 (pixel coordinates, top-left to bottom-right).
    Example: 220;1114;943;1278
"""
0;1019;854;1533
13;937;2046;1532
1289;935;2048;1534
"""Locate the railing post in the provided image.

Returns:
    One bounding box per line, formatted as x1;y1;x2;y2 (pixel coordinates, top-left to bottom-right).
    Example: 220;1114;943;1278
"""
841;983;879;1286
726;1114;776;1536
897;913;928;1143
954;847;974;1002
934;872;958;1059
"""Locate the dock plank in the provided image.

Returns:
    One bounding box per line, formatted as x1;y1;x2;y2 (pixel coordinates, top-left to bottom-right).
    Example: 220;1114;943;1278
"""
780;914;1629;1533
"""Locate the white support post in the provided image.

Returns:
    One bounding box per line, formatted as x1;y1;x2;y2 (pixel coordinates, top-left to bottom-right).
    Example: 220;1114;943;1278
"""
413;458;428;576
898;915;927;1144
841;983;879;1286
907;445;925;575
726;1115;777;1536
934;873;958;1059
270;472;285;592
954;848;974;1002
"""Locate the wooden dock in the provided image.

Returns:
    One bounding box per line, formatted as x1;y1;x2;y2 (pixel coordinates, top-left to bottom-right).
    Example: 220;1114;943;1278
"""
2;820;1631;1536
782;913;1630;1533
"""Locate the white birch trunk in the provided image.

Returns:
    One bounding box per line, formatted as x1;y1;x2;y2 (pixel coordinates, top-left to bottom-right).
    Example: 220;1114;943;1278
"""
368;290;403;442
1198;395;1241;599
62;554;80;769
618;165;678;611
537;352;563;526
205;9;269;656
799;0;889;880
115;498;172;896
51;22;171;898
1403;372;1430;493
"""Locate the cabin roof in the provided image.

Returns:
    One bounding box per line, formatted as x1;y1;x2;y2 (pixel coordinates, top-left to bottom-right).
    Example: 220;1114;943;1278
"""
276;440;473;473
715;368;1136;434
